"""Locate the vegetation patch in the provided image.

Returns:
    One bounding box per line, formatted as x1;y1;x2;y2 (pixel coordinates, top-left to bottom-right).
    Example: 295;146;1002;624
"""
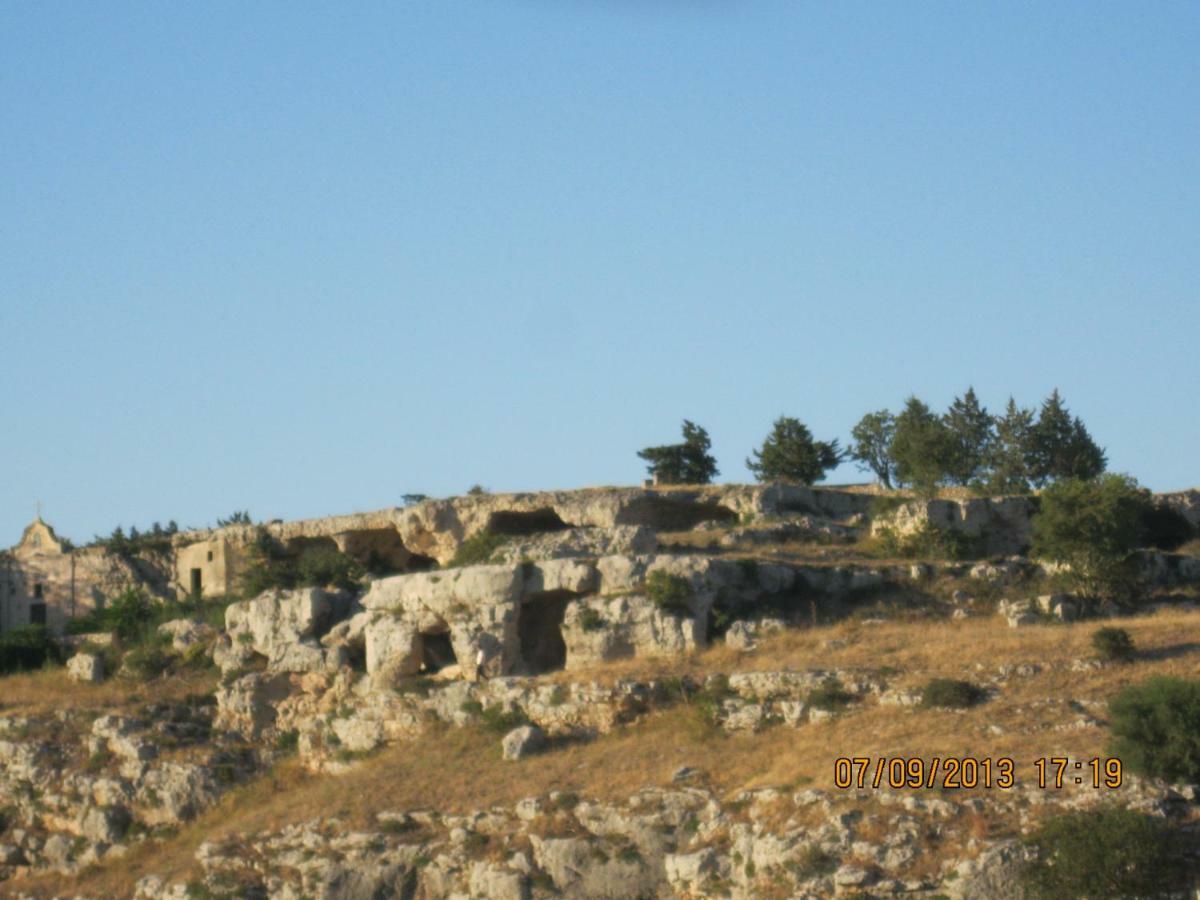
644;571;694;616
1091;626;1136;662
1021;806;1182;899
919;678;985;709
805;677;854;712
1108;676;1200;782
447;530;509;568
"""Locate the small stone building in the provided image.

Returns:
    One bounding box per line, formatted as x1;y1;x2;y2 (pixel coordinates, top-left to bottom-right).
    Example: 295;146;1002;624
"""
0;518;75;631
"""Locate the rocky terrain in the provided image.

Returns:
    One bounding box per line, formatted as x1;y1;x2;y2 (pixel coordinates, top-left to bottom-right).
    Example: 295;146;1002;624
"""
3;483;1200;898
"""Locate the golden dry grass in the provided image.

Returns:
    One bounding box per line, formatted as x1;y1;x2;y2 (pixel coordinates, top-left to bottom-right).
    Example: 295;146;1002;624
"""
17;607;1200;897
0;666;217;718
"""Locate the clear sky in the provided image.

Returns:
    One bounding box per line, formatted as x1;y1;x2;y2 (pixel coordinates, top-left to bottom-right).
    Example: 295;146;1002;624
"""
2;2;1198;544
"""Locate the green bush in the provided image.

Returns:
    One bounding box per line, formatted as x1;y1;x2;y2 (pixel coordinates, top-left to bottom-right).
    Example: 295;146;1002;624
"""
873;521;976;561
1108;677;1200;783
0;626;62;674
1021;806;1181;898
645;571;693;616
477;703;529;734
1032;474;1146;599
447;531;508;568
122;642;172;680
297;545;363;590
1092;627;1136;662
577;607;605;631
806;677;853;712
920;678;985;709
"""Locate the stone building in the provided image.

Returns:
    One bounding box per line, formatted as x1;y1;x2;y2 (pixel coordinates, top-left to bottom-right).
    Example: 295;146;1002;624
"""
0;518;172;634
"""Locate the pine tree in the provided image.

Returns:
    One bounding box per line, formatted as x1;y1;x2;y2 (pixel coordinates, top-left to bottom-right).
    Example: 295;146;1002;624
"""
746;417;845;485
850;410;897;488
943;387;994;486
1029;390;1106;485
638;420;719;485
891;397;954;496
987;397;1035;493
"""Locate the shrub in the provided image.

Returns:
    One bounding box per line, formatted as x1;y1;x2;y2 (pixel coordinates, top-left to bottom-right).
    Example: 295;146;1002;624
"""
920;678;985;709
274;730;299;754
644;571;693;616
448;531;508;568
1108;677;1200;783
1021;806;1181;898
806;677;853;712
577;607;605;632
297;545;363;590
122;643;172;680
478;703;529;734
872;521;976;561
1092;626;1136;662
0;626;62;674
1031;474;1146;599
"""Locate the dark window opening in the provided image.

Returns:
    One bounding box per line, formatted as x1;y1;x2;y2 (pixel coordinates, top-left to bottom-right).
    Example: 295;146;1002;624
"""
517;591;571;674
29;603;46;626
207;550;214;562
190;568;203;595
33;583;43;599
419;630;458;673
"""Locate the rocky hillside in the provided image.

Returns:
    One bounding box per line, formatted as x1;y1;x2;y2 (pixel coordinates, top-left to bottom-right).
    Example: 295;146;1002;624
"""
4;484;1200;898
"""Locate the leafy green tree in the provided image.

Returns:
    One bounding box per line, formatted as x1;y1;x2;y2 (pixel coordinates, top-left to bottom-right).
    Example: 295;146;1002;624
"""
942;387;993;486
1031;473;1146;598
849;410;896;488
1021;806;1182;899
1029;389;1106;485
986;397;1036;493
890;397;954;496
746;417;845;485
217;510;253;527
638;420;718;485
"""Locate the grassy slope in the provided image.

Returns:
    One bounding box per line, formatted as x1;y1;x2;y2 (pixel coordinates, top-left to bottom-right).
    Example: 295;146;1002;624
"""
16;605;1200;897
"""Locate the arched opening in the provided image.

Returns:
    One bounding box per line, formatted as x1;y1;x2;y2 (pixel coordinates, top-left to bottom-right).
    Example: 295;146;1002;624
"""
486;508;570;537
517;591;571;674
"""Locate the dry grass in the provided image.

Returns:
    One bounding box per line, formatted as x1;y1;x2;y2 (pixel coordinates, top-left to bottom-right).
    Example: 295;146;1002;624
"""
0;666;217;718
18;606;1200;897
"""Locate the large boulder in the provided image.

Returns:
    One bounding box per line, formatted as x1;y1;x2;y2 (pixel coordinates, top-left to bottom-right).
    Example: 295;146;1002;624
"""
219;588;344;674
67;653;104;684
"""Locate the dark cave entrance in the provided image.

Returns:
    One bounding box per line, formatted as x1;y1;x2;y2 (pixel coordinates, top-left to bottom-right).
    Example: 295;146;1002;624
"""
486;508;571;537
518;591;571;674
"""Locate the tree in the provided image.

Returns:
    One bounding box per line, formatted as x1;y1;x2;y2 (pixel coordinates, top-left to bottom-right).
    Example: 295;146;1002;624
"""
850;410;896;488
890;397;954;496
1029;390;1106;485
638;420;719;485
746;417;845;485
942;387;993;486
1021;806;1182;899
986;397;1035;493
217;510;253;527
1031;473;1147;599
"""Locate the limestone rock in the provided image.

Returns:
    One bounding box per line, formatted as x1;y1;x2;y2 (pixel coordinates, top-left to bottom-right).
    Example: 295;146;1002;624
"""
157;619;217;653
502;725;546;761
67;652;105;684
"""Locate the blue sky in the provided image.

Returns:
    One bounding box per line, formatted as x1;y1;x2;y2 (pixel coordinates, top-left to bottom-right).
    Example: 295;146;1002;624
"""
2;2;1197;543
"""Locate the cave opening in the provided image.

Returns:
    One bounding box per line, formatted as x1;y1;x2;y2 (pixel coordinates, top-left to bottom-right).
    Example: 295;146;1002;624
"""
517;591;571;674
486;508;571;537
419;630;458;673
